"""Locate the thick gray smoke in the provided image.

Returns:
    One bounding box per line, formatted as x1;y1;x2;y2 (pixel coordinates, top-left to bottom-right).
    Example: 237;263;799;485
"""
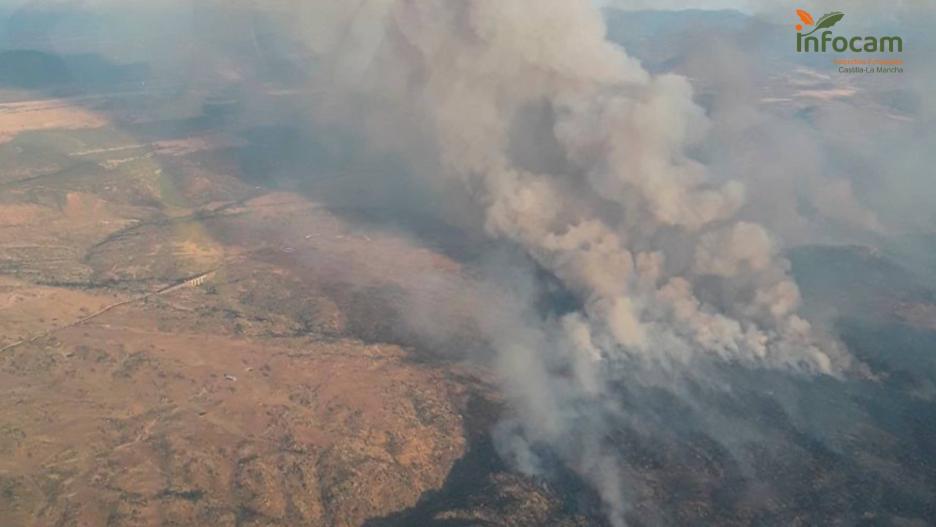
272;1;863;522
292;1;855;370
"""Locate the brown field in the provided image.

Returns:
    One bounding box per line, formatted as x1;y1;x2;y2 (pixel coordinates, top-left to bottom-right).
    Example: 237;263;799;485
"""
0;88;592;525
0;98;109;143
0;186;482;526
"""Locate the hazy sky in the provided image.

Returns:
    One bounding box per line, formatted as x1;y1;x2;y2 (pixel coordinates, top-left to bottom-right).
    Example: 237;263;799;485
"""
597;0;913;17
596;0;759;12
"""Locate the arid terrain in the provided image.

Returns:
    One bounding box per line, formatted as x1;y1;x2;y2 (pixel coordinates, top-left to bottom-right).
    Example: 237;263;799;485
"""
4;84;933;527
0;87;593;526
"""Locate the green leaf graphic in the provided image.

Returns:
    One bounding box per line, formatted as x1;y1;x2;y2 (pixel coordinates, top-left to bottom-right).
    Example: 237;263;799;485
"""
803;11;845;36
815;11;844;29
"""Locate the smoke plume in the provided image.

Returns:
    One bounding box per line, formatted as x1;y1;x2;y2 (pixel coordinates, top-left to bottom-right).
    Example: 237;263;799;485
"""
267;1;867;522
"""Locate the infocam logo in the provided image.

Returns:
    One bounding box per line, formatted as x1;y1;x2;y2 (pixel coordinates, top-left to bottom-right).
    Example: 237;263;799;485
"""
795;9;903;53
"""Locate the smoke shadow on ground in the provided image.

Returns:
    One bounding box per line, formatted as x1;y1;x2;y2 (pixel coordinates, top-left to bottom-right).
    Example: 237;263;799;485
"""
364;395;607;527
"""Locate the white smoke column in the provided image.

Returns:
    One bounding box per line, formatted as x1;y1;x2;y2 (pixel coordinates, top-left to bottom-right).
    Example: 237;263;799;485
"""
282;0;857;522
